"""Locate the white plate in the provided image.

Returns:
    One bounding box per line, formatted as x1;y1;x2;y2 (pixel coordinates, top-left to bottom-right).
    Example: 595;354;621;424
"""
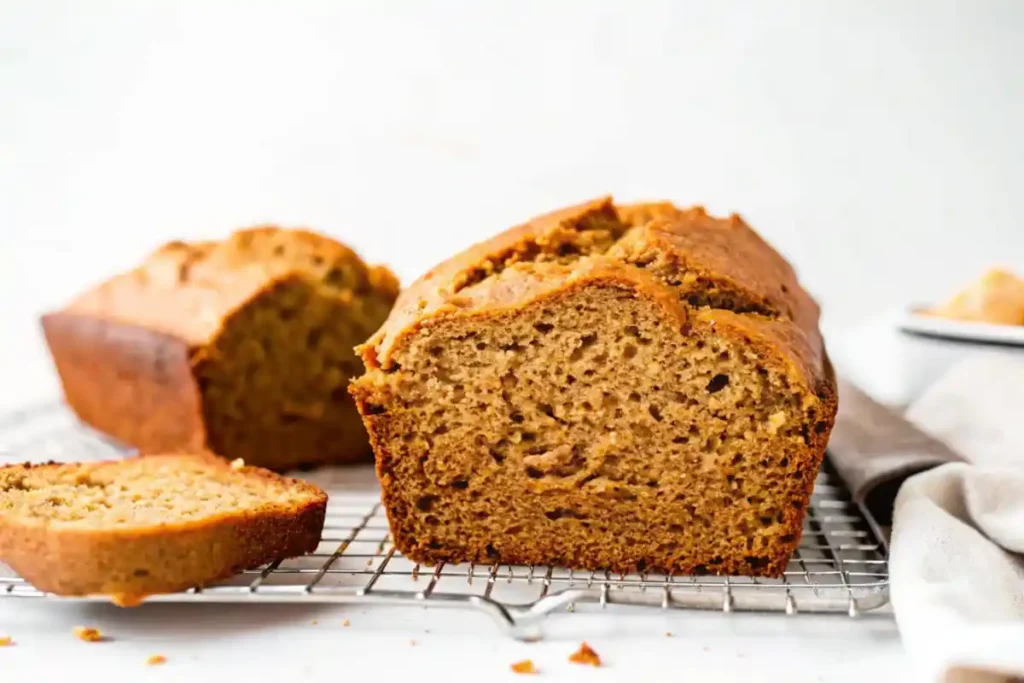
898;308;1024;347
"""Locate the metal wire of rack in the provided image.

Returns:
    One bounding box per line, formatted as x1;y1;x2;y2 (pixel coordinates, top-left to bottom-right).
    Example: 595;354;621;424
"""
0;402;889;640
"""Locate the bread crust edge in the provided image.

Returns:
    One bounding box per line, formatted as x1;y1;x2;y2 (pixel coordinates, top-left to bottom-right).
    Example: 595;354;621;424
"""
0;456;327;602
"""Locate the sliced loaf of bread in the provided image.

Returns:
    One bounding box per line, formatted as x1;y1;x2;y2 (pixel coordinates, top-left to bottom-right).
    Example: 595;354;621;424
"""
42;227;400;471
0;454;326;604
351;198;836;577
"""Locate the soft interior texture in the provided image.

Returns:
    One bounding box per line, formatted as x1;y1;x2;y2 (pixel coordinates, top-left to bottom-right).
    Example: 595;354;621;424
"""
363;284;822;576
195;249;396;470
0;458;313;527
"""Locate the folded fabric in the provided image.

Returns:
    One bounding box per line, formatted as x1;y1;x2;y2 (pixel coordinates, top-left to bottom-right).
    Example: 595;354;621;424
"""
892;464;1024;682
829;379;962;526
891;352;1024;682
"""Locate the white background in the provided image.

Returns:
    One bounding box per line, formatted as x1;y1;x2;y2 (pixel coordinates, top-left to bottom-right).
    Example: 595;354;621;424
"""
3;0;1024;399
1;1;1022;679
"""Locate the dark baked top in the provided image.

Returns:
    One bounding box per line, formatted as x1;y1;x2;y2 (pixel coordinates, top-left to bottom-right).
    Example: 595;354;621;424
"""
363;197;830;399
65;227;400;345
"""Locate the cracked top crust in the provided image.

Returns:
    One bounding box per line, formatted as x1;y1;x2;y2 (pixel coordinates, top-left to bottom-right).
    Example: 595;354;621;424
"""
363;197;831;399
63;227;400;346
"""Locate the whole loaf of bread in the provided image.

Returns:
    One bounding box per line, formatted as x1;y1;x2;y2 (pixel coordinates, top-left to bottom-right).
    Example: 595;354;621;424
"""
352;198;836;577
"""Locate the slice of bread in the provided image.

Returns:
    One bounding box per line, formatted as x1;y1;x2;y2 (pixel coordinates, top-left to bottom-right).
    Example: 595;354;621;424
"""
0;455;327;604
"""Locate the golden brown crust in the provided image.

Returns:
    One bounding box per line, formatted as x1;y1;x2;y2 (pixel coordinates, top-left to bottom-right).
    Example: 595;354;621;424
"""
41;312;207;454
65;227;400;344
614;203;827;396
365;257;688;375
43;226;399;470
365;198;829;399
366;198;619;369
616;204;820;322
0;455;326;601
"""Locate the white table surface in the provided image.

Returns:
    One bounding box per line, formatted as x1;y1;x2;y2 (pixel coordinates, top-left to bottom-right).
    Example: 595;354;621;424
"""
0;599;906;682
6;1;1023;679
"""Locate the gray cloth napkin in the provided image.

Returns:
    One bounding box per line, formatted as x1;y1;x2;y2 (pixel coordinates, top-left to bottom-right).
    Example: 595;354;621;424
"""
828;379;963;527
835;352;1024;682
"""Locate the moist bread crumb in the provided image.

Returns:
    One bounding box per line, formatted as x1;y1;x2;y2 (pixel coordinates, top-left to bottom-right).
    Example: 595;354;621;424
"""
569;642;602;666
0;455;326;600
146;655;167;666
510;660;537;675
72;626;104;642
352;197;837;578
42;227;399;471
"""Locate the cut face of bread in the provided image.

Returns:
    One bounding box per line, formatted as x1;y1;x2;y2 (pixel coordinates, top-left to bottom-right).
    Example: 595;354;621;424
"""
192;273;387;468
352;198;836;577
42;227;399;470
0;455;326;602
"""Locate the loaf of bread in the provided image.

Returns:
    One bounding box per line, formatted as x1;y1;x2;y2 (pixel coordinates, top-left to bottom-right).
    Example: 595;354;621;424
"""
351;198;836;577
43;227;399;471
0;454;326;603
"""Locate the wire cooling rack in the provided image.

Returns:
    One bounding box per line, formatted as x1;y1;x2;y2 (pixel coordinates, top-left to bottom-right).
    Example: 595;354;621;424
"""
0;402;889;640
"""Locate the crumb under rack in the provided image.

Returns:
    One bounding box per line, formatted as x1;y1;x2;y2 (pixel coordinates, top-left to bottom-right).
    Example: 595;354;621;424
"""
0;402;889;640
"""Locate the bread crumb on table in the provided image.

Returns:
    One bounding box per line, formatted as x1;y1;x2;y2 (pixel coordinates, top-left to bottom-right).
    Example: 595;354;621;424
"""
665;631;673;637
310;619;318;625
72;626;104;642
569;642;602;666
409;639;417;646
111;593;145;608
0;636;13;646
343;619;350;627
146;655;167;666
510;659;537;675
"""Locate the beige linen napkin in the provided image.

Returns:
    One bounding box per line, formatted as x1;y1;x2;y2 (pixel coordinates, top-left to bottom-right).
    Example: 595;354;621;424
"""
890;352;1024;682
